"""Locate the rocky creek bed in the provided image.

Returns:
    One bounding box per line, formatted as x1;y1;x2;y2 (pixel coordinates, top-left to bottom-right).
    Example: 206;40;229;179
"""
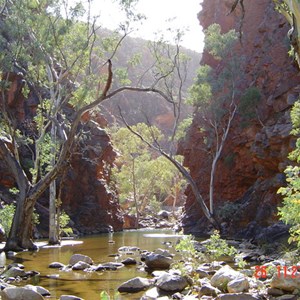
0;234;298;299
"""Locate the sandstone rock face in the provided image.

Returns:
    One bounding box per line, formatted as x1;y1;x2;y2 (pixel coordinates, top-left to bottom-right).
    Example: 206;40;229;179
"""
60;117;123;234
180;0;300;239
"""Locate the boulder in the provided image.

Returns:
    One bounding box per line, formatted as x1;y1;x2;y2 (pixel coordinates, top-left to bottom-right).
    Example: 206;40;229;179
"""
1;287;44;300
270;271;300;292
227;277;250;293
154;248;173;258
199;283;221;297
267;287;284;296
24;285;51;296
1;267;27;278
274;296;298;300
210;265;246;290
156;273;189;292
118;277;152;293
144;253;172;270
69;254;93;266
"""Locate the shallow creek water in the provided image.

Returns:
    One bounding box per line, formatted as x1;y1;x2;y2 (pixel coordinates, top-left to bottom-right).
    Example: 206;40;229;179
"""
1;230;184;299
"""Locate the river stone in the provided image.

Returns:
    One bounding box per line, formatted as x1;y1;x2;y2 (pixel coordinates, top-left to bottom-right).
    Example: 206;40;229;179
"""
24;284;51;296
1;286;44;300
199;283;221;297
215;294;260;300
227;276;250;293
267;287;284;296
140;287;167;299
144;253;172;270
2;267;27;278
0;282;14;290
7;263;24;270
72;261;91;271
91;264;105;272
118;246;140;253
118;276;152;293
196;268;210;278
121;257;137;265
270;271;300;292
60;295;84;300
275;296;298;300
102;262;124;270
156;273;189;292
157;210;170;219
49;262;65;269
69;254;93;266
210;265;246;290
152;271;169;278
154;248;173;258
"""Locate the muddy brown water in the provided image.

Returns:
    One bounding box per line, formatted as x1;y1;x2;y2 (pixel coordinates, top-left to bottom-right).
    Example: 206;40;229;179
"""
1;230;184;299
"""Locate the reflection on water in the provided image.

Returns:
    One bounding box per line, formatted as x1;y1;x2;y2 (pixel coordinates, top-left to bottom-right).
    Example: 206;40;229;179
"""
9;229;182;299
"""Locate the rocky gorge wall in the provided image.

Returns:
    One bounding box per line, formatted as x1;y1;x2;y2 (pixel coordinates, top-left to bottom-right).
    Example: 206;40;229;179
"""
0;73;123;236
180;0;300;241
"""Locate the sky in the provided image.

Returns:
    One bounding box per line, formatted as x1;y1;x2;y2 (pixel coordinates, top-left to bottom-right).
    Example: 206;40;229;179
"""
91;0;204;53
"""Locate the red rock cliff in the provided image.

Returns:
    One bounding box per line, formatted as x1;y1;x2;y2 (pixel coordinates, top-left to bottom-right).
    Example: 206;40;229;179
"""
0;73;123;235
180;0;300;239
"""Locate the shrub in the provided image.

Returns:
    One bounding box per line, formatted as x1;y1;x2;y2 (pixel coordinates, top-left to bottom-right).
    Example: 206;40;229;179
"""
205;230;237;260
0;204;15;235
217;201;241;221
238;87;261;121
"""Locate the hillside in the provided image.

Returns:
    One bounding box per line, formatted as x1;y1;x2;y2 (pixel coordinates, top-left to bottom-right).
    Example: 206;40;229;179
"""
100;31;201;135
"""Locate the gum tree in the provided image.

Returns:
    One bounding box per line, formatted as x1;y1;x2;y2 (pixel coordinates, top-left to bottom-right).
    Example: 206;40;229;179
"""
0;0;171;250
187;24;239;215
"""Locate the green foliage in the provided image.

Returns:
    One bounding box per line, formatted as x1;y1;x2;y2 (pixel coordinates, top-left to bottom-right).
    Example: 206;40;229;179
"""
59;211;73;236
0;204;15;235
235;256;248;269
277;99;300;247
187;23;240;125
174;117;193;141
99;290;119;300
205;230;237;260
186;65;212;107
32;208;40;226
148;196;161;214
175;235;197;258
110;124;186;213
238;87;261;122
204;24;238;60
217;201;241;221
9;187;19;195
99;291;110;300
